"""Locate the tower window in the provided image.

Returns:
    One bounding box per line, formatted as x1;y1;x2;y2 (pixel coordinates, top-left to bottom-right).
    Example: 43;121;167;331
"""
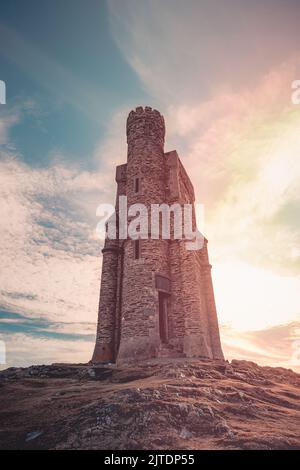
134;239;140;259
134;177;140;193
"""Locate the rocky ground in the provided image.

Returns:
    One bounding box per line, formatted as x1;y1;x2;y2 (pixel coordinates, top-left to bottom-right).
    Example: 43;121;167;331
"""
0;358;299;450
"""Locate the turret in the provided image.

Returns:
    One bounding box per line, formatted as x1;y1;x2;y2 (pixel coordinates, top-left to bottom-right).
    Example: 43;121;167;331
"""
117;106;170;362
126;106;165;148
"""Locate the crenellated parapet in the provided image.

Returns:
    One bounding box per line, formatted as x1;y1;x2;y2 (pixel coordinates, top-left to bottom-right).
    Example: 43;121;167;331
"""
126;106;165;147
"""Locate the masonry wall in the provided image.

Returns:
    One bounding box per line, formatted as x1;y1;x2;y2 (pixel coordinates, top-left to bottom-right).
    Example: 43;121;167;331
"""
199;240;224;359
91;237;119;362
165;150;216;359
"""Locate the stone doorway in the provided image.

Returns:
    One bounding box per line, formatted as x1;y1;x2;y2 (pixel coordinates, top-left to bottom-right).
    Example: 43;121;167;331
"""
158;292;169;344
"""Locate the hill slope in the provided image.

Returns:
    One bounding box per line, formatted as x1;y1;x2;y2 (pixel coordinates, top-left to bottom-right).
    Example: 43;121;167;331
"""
0;359;299;450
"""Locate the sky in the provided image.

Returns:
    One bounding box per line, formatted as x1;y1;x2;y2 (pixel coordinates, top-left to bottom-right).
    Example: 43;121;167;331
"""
1;0;300;371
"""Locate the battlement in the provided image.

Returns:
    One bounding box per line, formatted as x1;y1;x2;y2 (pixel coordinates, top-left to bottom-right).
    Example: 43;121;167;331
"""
126;106;165;146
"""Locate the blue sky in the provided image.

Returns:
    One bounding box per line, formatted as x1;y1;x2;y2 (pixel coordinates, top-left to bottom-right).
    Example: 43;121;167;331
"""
1;0;300;370
0;0;146;166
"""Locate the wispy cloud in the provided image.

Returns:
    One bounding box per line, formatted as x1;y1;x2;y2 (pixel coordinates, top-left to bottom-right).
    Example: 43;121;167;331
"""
222;321;300;372
0;101;123;327
0;310;94;340
0;332;92;370
108;0;300;104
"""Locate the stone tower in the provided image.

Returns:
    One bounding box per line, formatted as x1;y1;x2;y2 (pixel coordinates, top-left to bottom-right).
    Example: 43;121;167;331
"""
92;106;224;364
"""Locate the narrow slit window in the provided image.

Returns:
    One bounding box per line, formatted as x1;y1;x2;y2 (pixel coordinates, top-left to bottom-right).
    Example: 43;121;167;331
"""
134;239;140;259
134;177;139;193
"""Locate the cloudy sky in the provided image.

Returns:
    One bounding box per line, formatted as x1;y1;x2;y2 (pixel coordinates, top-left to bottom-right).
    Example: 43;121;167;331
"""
1;0;300;371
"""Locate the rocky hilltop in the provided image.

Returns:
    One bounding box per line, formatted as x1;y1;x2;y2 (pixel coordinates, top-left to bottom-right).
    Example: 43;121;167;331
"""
0;359;299;450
